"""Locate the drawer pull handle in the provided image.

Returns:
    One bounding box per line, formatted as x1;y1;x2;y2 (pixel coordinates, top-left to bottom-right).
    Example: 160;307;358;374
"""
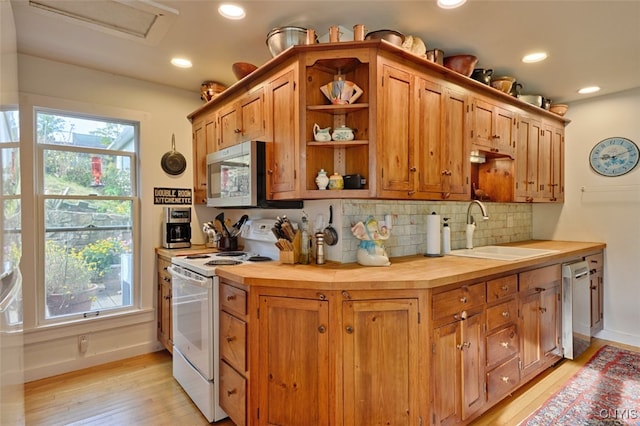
501;341;509;348
460;296;468;303
535;287;546;292
501;376;510;383
539;307;547;314
501;285;509;291
226;388;237;397
502;311;510;318
225;335;236;342
226;295;237;301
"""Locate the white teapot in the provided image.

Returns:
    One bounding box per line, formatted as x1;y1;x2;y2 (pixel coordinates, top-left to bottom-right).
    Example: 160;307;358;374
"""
313;123;332;142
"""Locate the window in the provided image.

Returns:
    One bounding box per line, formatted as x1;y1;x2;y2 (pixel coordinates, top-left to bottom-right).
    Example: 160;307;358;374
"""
1;107;22;327
36;109;138;320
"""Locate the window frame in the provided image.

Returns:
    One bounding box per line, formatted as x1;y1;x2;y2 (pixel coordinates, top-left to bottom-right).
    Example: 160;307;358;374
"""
20;94;144;328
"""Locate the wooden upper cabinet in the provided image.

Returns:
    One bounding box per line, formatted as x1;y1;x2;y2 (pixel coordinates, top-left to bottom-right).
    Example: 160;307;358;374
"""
191;117;210;204
265;63;299;199
514;113;542;202
216;88;266;150
470;96;516;158
379;62;414;196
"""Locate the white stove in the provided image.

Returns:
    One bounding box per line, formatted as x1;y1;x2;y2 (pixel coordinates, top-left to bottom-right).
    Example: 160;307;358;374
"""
171;219;279;277
168;218;279;422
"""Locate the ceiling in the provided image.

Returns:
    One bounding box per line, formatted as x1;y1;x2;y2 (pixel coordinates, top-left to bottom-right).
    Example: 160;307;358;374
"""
10;0;640;104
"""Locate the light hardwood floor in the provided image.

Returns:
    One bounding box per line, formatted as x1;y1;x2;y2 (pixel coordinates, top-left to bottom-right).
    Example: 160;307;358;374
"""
24;338;638;426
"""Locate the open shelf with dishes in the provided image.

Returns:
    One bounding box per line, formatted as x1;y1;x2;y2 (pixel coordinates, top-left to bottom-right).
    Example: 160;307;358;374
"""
303;54;373;197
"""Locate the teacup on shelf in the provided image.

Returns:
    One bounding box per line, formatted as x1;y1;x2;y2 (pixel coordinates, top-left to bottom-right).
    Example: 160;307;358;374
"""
320;80;363;105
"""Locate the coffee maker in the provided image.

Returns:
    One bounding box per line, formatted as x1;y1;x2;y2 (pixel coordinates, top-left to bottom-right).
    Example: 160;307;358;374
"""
162;207;191;249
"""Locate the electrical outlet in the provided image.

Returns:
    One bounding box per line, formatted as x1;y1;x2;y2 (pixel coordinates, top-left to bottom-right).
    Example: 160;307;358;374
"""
78;335;89;353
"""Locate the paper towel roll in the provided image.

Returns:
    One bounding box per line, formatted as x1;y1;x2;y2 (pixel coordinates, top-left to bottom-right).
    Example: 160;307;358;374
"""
426;212;441;256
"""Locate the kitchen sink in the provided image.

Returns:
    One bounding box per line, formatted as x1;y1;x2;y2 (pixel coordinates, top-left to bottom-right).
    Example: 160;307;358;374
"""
449;246;559;261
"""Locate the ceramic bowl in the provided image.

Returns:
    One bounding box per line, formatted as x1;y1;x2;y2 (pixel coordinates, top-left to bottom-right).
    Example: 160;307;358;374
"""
549;104;569;116
443;55;479;77
491;76;516;93
232;62;258;80
364;29;405;46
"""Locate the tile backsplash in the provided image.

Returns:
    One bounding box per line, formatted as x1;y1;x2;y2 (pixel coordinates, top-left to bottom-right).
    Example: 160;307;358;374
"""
339;200;532;263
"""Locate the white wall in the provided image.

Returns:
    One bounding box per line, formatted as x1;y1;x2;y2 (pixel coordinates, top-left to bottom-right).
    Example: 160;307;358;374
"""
18;54;203;380
533;88;640;347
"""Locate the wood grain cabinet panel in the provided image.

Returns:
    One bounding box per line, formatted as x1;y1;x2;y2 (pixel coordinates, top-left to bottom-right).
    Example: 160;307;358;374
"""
220;311;247;372
486;324;519;368
486;357;520;403
220;361;247;426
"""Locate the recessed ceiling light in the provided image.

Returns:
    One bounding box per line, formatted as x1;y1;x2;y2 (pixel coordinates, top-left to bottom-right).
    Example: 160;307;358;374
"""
578;86;601;94
171;57;192;68
437;0;467;9
218;3;245;20
522;52;548;63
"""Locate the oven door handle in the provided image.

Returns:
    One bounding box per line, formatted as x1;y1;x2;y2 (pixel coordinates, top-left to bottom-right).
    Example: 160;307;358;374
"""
167;266;211;288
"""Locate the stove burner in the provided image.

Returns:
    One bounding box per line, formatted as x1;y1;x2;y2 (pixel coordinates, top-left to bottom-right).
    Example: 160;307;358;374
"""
215;251;246;257
205;259;243;266
247;255;272;262
184;254;211;259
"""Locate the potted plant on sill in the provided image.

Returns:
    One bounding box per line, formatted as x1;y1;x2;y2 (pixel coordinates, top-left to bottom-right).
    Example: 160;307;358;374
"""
81;237;129;294
45;241;97;316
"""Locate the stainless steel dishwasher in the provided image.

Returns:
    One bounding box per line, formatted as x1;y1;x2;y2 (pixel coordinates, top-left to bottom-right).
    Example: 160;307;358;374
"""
562;261;591;359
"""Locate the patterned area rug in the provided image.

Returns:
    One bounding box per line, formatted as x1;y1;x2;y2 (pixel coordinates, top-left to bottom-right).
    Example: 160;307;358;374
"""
520;345;640;425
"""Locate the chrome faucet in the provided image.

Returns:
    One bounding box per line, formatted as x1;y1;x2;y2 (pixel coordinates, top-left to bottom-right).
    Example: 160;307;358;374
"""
466;200;489;249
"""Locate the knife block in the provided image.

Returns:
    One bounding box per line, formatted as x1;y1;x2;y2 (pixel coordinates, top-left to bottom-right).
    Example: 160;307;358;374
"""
279;231;301;264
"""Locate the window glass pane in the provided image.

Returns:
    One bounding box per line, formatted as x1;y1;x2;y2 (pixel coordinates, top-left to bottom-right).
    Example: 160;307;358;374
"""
44;221;133;319
0;109;20;143
43;150;132;196
1;148;20;196
37;111;135;152
2;199;21;273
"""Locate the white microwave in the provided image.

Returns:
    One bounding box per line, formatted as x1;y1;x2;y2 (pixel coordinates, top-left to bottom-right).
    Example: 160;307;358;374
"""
206;140;302;209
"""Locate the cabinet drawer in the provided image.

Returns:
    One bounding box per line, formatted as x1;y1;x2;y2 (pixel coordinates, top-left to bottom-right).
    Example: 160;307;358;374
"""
221;283;247;317
220;311;247;372
519;264;561;293
433;282;486;321
486;325;519;368
585;252;603;272
486;299;517;331
220;361;246;426
487;275;517;301
486;357;520;402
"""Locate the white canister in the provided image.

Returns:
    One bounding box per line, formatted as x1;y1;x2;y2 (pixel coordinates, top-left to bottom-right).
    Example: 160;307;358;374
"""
315;169;329;190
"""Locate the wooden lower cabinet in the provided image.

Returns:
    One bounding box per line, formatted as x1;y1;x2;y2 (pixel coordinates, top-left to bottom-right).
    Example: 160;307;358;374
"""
156;254;172;353
226;257;597;425
586;252;604;334
343;297;421;425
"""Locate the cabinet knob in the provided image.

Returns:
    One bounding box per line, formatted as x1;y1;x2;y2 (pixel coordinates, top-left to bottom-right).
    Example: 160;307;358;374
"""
539;307;547;314
408;191;415;195
459;296;468;303
535;287;546;292
226;295;236;301
501;341;509;348
164;295;171;300
501;285;509;291
591;285;597;290
226;388;237;397
410;167;417;172
318;325;327;334
234;128;241;134
501;376;510;383
501;311;509;318
345;325;354;334
341;290;351;300
492;135;501;139
225;335;236;342
163;276;171;283
457;341;471;350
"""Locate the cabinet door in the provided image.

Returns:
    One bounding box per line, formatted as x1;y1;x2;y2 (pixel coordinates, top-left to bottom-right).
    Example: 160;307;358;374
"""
537;126;553;200
550;124;564;202
540;284;561;359
258;295;329;426
379;63;414;196
240;88;265;141
192;118;208;204
218;101;240;150
519;291;542;378
156;256;172;352
343;298;419;426
493;105;516;157
266;66;298;198
470;97;494;152
460;311;485;420
514;114;542;202
442;86;470;198
590;270;604;332
433;321;461;426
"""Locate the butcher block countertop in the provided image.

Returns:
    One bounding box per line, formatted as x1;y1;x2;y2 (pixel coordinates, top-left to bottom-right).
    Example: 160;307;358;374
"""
215;240;605;291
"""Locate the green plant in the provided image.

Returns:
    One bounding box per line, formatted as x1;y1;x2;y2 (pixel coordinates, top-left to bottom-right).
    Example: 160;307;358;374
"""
45;240;93;295
81;237;128;281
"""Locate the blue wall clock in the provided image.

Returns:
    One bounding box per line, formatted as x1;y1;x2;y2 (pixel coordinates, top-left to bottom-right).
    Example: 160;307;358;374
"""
589;137;639;177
